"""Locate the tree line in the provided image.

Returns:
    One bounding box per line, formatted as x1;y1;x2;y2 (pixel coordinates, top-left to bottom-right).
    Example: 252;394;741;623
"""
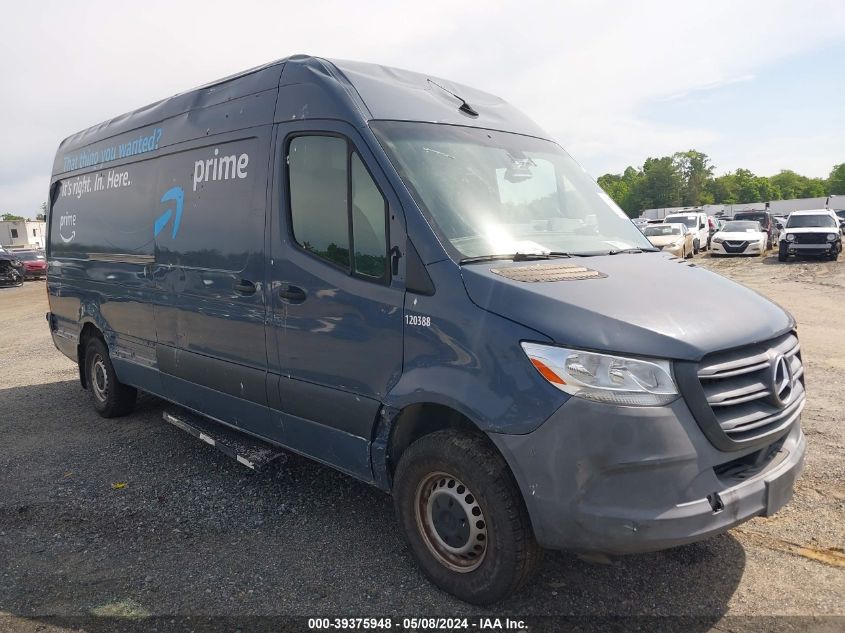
597;151;845;217
1;204;48;222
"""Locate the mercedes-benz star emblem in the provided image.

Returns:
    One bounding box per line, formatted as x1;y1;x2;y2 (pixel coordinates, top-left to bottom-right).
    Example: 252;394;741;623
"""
770;354;793;407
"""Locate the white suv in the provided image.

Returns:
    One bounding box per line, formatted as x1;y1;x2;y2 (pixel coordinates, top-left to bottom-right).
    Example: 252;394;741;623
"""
778;209;842;262
663;212;710;254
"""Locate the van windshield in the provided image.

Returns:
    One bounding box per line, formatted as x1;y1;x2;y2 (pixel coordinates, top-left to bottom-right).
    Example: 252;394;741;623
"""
371;121;652;258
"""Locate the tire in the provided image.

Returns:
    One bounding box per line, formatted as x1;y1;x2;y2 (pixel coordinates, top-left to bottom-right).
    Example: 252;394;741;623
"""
393;430;542;605
84;337;137;417
7;270;23;286
778;242;788;262
693;239;700;255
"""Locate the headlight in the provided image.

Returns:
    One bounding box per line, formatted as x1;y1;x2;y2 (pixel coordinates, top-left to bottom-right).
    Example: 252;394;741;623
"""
786;234;795;242
713;237;724;244
827;233;837;242
521;343;679;406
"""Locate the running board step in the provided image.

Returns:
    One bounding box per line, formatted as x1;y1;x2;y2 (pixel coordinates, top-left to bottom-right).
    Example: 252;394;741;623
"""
162;408;286;471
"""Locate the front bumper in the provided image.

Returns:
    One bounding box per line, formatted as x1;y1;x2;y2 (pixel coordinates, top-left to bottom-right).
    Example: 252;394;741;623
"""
782;241;838;255
488;397;805;554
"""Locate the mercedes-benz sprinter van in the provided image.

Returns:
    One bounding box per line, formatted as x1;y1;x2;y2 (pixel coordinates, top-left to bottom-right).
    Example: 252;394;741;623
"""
46;56;806;604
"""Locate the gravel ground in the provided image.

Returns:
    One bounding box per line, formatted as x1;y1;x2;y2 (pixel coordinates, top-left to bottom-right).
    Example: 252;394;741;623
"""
0;252;843;631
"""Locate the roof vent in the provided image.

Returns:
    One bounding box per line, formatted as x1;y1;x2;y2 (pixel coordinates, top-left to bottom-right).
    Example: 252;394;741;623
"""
490;263;607;282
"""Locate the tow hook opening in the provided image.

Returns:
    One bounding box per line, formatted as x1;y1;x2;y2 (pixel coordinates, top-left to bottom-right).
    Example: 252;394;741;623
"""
707;493;725;514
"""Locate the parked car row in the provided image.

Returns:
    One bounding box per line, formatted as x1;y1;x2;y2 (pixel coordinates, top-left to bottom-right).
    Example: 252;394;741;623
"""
0;249;46;286
636;208;842;262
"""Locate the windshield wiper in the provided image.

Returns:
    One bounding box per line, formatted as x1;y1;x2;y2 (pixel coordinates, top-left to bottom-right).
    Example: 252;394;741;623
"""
459;252;573;265
606;247;659;255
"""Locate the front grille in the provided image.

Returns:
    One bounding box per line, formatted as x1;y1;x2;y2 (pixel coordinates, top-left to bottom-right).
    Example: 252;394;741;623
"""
792;233;826;244
697;332;805;442
723;240;749;253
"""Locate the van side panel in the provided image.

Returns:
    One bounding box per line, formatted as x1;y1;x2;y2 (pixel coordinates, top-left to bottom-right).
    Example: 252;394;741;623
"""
152;131;272;432
48;150;159;376
48;64;282;433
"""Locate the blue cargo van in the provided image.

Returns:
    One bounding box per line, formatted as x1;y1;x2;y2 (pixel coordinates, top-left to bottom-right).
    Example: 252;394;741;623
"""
47;55;806;604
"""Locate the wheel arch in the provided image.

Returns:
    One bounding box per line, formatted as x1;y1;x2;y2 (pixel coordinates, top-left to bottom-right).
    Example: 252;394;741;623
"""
76;320;105;389
372;401;511;493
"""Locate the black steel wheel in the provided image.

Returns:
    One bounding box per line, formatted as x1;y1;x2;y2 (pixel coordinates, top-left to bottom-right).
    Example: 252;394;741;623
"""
393;430;541;605
84;337;137;418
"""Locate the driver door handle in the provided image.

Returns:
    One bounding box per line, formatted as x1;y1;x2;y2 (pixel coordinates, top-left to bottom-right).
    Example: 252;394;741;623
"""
279;284;307;303
233;279;257;295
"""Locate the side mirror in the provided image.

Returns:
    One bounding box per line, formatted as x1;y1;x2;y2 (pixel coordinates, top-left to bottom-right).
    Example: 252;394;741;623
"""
775;223;783;230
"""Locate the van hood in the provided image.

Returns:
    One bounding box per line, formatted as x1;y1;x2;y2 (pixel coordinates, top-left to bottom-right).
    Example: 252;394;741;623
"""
460;253;792;361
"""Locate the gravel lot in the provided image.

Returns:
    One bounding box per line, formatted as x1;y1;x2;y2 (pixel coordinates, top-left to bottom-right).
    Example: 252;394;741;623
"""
1;252;843;631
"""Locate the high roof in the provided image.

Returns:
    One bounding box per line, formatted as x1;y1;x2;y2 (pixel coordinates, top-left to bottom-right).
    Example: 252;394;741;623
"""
53;55;548;177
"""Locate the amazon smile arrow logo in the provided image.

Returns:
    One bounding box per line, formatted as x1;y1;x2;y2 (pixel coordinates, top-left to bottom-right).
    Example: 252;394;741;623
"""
154;186;184;239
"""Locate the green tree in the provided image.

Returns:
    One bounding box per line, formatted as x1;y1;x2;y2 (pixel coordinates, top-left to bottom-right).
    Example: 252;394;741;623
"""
708;173;738;204
828;163;845;195
597;166;645;216
673;150;714;206
1;213;26;221
597;173;628;205
598;154;843;214
769;170;801;199
637;156;683;209
802;178;826;198
771;170;827;199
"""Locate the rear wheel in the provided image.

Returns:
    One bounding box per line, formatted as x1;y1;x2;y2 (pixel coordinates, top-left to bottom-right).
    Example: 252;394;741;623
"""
393;430;541;605
84;337;137;417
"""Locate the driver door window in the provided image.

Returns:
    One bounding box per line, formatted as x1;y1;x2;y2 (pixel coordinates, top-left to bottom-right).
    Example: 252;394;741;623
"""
288;135;388;282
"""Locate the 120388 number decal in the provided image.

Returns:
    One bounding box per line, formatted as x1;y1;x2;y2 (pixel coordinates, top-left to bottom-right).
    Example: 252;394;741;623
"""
405;314;431;327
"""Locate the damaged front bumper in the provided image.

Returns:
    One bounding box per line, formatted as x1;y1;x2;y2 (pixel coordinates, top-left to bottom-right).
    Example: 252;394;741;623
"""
488;397;805;554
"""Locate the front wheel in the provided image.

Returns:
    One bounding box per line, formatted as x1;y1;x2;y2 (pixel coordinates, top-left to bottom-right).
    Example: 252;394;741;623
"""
778;242;788;262
393;430;541;605
693;239;700;255
84;337;137;417
8;270;23;286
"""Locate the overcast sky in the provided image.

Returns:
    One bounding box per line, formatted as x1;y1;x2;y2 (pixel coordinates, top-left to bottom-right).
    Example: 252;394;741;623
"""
2;0;844;216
